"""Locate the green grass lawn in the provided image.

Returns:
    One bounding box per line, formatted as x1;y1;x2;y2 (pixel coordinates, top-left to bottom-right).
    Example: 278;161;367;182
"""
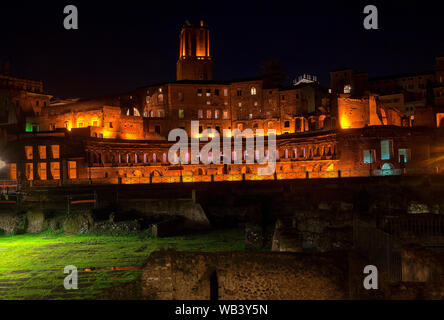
0;228;245;300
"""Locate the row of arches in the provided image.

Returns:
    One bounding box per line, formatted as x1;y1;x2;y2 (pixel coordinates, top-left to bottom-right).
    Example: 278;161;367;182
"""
86;143;337;166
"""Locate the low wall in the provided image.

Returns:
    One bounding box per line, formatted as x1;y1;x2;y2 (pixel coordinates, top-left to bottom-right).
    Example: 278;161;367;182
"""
118;199;210;229
140;250;348;300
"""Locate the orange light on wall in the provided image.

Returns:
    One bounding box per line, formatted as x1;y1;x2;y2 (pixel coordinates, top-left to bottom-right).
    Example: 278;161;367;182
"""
340;116;352;129
123;133;140;140
102;129;114;139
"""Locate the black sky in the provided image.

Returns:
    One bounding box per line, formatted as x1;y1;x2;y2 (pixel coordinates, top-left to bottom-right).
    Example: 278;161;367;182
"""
1;0;443;98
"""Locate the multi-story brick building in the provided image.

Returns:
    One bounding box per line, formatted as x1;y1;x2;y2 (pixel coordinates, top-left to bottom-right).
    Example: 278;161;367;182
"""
2;21;444;186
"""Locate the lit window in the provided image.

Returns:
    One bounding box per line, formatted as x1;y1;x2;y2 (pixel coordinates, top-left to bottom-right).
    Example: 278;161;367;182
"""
25;146;33;160
223;111;228;119
25;163;33;180
398;148;411;163
78;122;84;128
381;140;392;160
223;88;228;96
50;162;60;180
206;89;211;97
9;163;17;180
157;94;164;103
68;161;77;179
92;120;98;127
363;149;376;164
178;109;185;119
344;85;352;94
207;110;212;119
50;145;60;159
250;87;257;95
38;146;47;159
38;163;47;180
215;110;220;119
198;109;203;119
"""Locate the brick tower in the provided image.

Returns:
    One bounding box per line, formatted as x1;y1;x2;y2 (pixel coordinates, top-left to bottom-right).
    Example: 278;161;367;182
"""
176;20;213;81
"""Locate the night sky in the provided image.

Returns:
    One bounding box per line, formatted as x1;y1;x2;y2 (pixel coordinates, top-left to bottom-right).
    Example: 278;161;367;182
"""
1;0;443;99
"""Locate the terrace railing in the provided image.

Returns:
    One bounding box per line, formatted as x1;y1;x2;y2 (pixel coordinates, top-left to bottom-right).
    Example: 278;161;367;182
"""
16;166;443;187
380;214;444;247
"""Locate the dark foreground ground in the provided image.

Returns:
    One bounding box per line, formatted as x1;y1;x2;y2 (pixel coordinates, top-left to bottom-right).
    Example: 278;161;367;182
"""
0;228;244;300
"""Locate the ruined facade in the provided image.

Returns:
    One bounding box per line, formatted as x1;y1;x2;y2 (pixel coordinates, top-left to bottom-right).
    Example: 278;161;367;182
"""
2;22;444;186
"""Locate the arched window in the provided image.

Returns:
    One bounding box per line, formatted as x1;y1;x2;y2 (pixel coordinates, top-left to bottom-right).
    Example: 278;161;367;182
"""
250;87;257;95
157;94;164;103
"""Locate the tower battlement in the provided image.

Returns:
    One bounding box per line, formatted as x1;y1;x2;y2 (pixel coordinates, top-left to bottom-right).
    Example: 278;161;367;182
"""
176;20;213;81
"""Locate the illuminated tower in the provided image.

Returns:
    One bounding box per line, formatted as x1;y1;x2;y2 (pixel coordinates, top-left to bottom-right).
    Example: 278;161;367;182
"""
176;20;212;81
